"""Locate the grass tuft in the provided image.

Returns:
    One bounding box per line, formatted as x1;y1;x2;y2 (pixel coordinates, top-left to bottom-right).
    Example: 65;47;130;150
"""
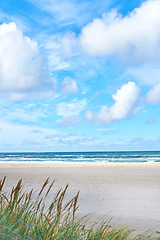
0;176;159;239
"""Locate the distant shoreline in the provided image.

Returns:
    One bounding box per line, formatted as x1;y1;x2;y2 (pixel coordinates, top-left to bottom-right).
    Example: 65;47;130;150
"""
0;161;160;168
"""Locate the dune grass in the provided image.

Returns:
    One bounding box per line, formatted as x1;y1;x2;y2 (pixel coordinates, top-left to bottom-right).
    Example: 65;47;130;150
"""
0;177;159;240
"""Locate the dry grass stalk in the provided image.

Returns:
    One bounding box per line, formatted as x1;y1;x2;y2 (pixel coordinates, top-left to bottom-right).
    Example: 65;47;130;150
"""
63;197;74;211
39;177;49;196
40;203;45;217
16;193;25;206
37;197;43;211
1;193;9;202
25;188;33;204
12;179;22;203
0;176;6;192
56;184;69;216
48;188;62;214
45;180;55;197
73;191;79;220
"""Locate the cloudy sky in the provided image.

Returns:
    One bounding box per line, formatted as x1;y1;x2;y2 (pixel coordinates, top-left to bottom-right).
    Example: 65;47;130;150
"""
0;0;160;152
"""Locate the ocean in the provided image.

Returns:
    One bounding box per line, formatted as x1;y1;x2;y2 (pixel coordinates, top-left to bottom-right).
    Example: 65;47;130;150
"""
0;151;160;163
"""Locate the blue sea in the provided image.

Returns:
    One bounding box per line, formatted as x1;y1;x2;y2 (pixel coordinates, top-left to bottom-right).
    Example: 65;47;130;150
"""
0;151;160;163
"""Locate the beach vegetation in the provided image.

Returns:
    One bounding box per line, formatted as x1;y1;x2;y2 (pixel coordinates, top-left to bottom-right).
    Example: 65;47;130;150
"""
0;177;159;240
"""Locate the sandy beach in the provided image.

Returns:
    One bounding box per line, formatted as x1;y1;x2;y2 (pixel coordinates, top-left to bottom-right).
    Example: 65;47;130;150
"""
0;162;160;234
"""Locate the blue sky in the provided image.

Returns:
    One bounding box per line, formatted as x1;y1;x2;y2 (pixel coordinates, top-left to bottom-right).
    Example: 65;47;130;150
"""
0;0;160;152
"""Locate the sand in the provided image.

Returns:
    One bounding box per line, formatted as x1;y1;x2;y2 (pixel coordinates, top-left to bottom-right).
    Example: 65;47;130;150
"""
0;162;160;234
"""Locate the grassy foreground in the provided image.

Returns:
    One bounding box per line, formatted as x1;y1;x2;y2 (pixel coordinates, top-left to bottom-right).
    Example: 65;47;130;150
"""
0;177;159;240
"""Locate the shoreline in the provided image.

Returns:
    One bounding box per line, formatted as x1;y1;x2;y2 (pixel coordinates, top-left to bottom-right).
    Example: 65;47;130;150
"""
0;161;160;168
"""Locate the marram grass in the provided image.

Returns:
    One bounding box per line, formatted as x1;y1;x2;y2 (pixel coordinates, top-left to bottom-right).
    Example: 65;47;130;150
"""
0;177;159;240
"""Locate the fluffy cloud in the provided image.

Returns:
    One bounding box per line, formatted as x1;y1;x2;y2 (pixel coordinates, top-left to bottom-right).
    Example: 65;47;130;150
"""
80;0;160;63
146;82;160;103
85;82;141;124
56;99;87;117
61;77;78;95
0;22;52;99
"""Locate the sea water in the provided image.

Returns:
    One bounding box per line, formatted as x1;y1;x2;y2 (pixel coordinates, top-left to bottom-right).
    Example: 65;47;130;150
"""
0;151;160;163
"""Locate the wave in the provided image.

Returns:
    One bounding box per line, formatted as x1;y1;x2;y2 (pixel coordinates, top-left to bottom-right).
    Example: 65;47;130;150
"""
0;151;160;163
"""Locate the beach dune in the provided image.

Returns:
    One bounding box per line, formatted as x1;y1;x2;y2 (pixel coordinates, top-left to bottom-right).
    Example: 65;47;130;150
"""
0;162;160;233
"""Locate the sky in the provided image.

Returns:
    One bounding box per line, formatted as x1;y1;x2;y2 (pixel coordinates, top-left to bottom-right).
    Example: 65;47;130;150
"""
0;0;160;152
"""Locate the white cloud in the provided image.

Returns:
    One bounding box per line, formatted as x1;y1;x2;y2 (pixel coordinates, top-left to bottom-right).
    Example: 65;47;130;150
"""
146;82;160;103
0;22;53;99
28;0;110;27
85;82;141;124
0;121;61;149
0;105;48;123
0;10;29;32
44;35;70;71
56;99;87;117
42;31;79;72
80;0;160;63
61;32;78;57
57;115;82;127
44;132;98;147
128;63;160;86
30;0;79;24
61;77;78;95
